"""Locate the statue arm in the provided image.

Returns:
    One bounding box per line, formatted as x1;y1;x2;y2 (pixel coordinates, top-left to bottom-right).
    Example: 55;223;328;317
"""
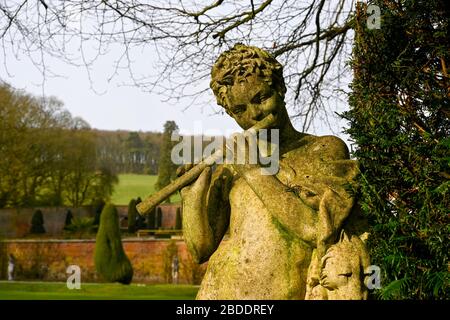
181;165;232;263
232;135;358;246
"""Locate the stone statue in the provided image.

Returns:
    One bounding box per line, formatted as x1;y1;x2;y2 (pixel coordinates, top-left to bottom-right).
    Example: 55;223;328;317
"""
172;255;179;284
305;230;371;300
8;254;15;281
178;44;370;300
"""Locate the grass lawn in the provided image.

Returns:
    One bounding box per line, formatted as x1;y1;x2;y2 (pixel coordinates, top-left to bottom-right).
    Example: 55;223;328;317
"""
0;281;198;300
111;174;180;205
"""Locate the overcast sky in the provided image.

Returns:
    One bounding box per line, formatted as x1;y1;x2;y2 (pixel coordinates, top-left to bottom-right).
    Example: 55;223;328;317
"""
1;42;351;144
1;46;243;135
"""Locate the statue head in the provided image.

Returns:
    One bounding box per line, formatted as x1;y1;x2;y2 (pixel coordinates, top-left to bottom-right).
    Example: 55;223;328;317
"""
319;231;371;300
210;44;288;129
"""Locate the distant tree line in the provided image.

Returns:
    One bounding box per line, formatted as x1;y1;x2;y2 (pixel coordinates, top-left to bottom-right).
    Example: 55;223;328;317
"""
0;82;163;208
95;130;163;175
0;82;118;208
0;82;221;208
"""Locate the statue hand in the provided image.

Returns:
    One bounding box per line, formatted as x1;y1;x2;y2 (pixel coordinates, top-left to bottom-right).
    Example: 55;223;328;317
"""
208;165;234;203
180;166;211;205
226;131;259;173
176;163;194;177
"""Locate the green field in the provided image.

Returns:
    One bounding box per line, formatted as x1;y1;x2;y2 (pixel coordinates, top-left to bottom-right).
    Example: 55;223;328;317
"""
111;174;180;205
0;281;198;300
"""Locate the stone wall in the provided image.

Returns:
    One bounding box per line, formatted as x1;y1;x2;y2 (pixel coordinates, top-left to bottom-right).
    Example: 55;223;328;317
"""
3;238;205;284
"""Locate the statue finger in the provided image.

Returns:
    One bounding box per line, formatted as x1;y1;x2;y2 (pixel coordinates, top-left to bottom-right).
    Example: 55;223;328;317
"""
176;163;194;177
192;166;212;193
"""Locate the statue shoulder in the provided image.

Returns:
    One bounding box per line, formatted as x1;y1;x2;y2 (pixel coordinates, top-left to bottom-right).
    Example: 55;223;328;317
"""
301;134;350;161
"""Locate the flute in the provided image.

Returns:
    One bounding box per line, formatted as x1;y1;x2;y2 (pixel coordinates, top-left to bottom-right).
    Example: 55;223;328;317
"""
136;113;275;216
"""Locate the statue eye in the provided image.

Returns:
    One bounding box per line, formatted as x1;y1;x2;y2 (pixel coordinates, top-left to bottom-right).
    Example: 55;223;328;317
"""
304;190;317;197
231;105;246;114
251;90;271;104
339;272;353;278
260;93;271;102
249;92;262;105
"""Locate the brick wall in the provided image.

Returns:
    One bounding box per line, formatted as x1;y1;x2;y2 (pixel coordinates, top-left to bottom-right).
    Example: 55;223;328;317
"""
0;204;182;238
0;207;93;238
159;204;181;229
3;238;205;284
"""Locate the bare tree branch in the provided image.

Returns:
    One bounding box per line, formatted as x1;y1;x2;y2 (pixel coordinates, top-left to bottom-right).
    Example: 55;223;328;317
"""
0;0;357;132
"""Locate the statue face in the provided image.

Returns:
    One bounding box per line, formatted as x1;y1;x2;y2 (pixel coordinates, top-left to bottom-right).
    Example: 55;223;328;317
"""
226;74;285;130
320;254;353;290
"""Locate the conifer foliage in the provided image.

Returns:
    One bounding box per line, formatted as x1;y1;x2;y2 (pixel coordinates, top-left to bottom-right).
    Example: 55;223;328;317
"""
95;203;133;284
127;198;137;233
344;1;449;299
30;210;46;234
155;121;179;203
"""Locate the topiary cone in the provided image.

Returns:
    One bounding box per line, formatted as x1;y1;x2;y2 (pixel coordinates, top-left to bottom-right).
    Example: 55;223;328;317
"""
95;203;133;284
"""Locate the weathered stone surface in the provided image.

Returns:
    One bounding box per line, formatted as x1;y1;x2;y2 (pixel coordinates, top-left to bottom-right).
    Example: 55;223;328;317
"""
180;44;370;300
